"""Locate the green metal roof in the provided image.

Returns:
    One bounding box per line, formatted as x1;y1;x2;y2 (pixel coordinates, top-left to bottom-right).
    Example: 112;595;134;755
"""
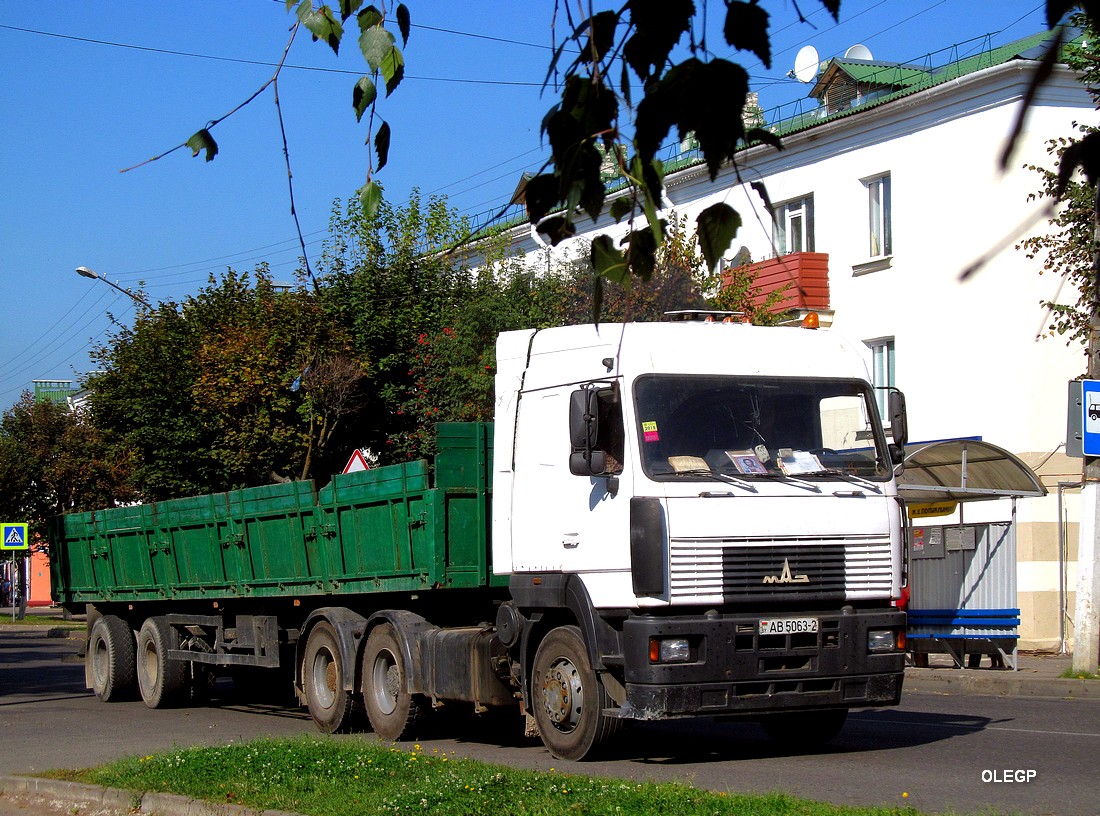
779;29;1071;139
485;30;1077;243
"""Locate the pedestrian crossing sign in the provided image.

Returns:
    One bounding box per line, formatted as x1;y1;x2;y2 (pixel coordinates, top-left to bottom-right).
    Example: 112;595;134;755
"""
1;523;29;550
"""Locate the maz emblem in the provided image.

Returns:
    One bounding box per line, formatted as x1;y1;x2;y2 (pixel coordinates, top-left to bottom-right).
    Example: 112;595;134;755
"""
762;558;809;584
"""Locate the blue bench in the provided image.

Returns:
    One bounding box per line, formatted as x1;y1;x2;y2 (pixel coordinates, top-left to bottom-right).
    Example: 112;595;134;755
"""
907;608;1019;669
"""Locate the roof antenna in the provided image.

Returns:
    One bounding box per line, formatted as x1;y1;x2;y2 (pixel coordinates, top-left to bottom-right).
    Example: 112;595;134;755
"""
844;43;873;61
791;45;820;82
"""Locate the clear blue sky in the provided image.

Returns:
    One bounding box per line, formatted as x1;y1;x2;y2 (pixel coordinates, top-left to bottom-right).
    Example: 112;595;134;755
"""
0;1;1053;411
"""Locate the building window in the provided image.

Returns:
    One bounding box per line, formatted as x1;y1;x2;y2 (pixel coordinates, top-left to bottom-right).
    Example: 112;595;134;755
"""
772;195;814;255
866;338;895;421
865;174;892;257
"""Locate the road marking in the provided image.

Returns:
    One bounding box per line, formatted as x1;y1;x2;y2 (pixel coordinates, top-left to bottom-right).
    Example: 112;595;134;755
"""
856;715;1100;739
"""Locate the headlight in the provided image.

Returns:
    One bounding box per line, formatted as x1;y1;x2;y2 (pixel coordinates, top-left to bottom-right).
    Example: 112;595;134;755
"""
867;629;897;652
649;637;692;663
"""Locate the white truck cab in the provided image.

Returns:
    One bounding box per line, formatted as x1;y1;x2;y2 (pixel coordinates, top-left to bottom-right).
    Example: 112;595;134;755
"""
492;318;907;759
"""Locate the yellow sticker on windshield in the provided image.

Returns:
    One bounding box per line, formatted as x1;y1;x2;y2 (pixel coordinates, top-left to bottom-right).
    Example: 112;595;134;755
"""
642;421;659;443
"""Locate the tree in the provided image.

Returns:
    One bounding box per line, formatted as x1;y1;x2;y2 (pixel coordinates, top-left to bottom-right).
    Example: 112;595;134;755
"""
1020;126;1098;347
1019;12;1100;348
316;192;479;461
88;266;361;497
0;393;132;538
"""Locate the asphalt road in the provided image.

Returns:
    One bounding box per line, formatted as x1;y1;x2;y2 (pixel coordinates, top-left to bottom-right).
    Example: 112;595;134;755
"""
2;627;1098;816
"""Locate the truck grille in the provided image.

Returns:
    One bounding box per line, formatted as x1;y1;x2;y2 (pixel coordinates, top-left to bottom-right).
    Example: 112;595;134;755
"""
669;536;893;603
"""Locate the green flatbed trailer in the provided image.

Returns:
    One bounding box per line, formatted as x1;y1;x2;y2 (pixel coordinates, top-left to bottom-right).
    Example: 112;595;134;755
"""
49;423;515;733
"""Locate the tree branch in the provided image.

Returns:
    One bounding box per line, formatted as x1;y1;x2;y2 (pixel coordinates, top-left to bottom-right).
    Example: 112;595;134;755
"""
120;22;301;173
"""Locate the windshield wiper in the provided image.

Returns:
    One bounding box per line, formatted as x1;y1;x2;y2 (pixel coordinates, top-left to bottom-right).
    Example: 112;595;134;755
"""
796;468;883;493
673;468;758;493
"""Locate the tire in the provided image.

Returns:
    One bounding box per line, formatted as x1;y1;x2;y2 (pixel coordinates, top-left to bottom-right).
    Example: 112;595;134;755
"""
361;623;428;741
760;708;848;746
87;615;136;702
531;625;622;761
136;617;187;709
302;621;362;733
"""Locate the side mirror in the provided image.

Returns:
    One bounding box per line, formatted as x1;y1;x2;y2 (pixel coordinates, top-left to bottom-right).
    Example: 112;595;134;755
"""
570;449;607;476
888;389;908;447
569;388;605;476
569;389;598;450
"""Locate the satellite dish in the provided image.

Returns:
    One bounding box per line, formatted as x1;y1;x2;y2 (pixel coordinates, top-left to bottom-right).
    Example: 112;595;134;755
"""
844;43;873;61
793;45;819;82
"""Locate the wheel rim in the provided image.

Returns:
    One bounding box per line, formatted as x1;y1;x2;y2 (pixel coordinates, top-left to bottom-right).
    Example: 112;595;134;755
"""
141;639;160;687
541;656;583;733
369;649;399;716
310;648;338;710
91;637;109;688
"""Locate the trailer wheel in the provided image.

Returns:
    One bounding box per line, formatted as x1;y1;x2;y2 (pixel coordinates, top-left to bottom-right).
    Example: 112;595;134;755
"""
88;615;136;701
362;623;427;741
302;621;362;733
136;617;187;708
760;708;848;746
531;625;622;760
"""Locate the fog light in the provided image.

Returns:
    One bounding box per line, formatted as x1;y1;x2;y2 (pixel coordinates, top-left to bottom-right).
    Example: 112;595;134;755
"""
868;629;896;652
650;637;691;663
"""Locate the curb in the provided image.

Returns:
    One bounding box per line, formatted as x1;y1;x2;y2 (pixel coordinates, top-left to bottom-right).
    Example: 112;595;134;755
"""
904;669;1100;699
0;776;301;816
0;627;83;639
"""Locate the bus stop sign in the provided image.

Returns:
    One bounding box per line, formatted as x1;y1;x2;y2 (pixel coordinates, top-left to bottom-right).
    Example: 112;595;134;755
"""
1083;380;1100;456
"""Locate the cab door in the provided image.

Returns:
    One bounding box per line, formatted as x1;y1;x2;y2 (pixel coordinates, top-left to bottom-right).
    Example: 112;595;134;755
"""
508;384;629;578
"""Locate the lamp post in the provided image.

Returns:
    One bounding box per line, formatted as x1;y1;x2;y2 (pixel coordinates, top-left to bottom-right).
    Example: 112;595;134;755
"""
75;266;150;307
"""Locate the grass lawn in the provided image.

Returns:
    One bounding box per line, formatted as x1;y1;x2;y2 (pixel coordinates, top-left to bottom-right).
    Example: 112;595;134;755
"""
45;735;929;816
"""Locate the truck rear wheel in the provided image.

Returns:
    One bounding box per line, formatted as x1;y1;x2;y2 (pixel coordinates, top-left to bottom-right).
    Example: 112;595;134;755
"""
760;708;848;746
302;621;362;733
88;615;136;701
136;617;187;708
362;623;427;741
531;625;622;760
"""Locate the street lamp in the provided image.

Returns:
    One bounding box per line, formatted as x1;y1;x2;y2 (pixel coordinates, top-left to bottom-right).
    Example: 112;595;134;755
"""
75;266;150;307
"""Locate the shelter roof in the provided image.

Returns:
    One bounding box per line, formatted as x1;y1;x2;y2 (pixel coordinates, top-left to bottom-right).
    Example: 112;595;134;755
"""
897;438;1047;503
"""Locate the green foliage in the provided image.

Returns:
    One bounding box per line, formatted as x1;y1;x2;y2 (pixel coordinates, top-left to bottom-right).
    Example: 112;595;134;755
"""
69;735;921;816
0;393;132;540
1020;126;1099;348
274;2;841;303
1020;13;1100;353
87;267;360;499
86;298;210;499
185;129;218;162
526;1;839;285
697;203;742;273
33;190;788;507
316;192;478;463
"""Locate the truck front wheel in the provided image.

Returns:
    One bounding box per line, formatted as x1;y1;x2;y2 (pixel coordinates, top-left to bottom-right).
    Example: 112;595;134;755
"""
302;621;362;733
136;617;187;708
362;623;427;741
88;615;136;702
531;625;622;760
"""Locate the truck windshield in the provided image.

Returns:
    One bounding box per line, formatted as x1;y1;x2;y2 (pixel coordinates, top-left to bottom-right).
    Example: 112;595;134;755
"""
634;374;890;481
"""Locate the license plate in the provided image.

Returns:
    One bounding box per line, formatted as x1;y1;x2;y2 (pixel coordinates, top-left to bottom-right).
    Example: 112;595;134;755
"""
759;617;819;635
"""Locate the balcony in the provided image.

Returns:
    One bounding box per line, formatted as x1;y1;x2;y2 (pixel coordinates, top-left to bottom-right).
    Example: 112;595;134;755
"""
731;252;831;313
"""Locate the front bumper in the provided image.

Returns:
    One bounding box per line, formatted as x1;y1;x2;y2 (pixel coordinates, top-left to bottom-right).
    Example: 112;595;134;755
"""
618;606;905;719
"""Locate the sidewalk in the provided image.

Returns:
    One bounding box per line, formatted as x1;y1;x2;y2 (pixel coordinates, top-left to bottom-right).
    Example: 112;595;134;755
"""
904;650;1100;699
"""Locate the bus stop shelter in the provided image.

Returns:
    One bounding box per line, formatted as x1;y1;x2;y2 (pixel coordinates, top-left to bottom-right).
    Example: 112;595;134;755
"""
896;439;1047;670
